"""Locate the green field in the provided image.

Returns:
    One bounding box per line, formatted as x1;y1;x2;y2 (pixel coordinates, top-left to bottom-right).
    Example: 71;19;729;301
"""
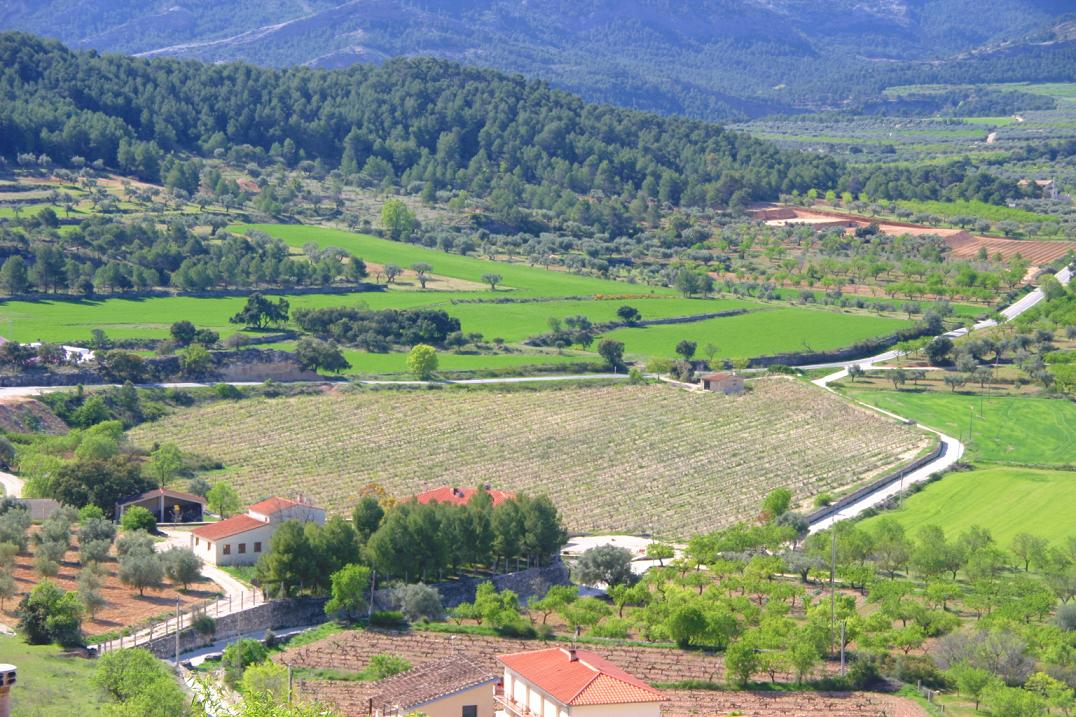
894;199;1054;223
859;464;1076;547
0;638;107;716
240;223;656;297
607;308;913;361
849;390;1076;466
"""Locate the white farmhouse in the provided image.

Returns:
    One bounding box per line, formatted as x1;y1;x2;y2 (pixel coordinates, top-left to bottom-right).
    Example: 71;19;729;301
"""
190;496;325;567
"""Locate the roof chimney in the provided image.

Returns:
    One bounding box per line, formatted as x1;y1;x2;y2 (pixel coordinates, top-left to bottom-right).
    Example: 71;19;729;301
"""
0;663;16;717
567;649;578;662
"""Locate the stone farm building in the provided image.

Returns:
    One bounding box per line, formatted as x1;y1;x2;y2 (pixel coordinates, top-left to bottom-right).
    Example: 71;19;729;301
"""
369;659;498;717
190;496;325;567
497;647;667;717
699;372;745;395
115;487;205;523
415;486;515;507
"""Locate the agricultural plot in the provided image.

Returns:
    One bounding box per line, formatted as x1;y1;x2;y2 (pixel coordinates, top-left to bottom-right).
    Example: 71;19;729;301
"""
858;464;1076;547
130;379;929;537
847;390;1076;466
605;308;913;362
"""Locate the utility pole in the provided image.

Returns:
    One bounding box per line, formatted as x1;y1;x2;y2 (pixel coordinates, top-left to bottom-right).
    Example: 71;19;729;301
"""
840;622;846;675
829;528;837;656
174;597;180;668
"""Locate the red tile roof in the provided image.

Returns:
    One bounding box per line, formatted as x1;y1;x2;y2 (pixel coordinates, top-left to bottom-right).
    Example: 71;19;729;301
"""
247;497;301;515
415;486;514;508
191;514;265;540
117;487;206;507
498;648;666;706
369;659;497;712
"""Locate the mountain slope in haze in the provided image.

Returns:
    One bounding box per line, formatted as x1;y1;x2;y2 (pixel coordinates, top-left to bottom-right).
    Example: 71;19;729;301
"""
1;1;1074;120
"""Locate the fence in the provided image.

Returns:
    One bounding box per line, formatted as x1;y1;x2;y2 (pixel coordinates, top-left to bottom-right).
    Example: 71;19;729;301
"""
91;588;265;654
806;442;946;527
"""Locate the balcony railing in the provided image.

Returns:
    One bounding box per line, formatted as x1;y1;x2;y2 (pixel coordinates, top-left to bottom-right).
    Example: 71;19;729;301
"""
494;693;533;717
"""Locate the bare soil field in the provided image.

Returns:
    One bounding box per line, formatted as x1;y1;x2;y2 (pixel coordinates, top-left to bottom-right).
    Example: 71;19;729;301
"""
1;527;221;637
755;205;1076;266
132;380;929;537
0;398;66;434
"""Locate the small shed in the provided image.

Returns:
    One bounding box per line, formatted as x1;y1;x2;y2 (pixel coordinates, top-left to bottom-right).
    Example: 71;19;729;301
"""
699;372;745;395
116;487;206;523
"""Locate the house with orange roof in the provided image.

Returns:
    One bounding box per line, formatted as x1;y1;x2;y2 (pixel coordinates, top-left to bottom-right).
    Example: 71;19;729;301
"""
415;485;515;508
189;495;324;566
496;647;666;717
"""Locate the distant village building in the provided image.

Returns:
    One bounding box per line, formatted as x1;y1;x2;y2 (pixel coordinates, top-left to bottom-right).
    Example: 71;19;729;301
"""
496;647;667;717
368;659;498;717
116;487;205;523
190;496;325;566
699;372;745;395
415;485;515;507
1018;179;1059;200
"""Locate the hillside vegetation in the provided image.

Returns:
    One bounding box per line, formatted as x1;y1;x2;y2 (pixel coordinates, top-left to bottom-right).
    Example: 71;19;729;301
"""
129;379;929;536
2;1;1073;119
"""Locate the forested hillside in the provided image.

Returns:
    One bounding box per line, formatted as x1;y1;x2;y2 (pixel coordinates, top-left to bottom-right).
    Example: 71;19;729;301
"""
0;33;1037;227
1;1;1073;119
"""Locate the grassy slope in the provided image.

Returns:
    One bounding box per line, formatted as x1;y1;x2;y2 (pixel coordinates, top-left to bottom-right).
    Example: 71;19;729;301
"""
239;223;656;297
0;637;107;716
858;464;1076;546
848;390;1076;466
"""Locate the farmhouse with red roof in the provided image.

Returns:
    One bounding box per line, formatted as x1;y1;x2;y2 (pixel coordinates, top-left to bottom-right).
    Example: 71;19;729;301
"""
416;485;515;508
496;647;666;716
190;495;325;567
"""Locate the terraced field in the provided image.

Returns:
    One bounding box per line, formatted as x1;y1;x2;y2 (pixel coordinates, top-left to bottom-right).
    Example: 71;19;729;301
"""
131;379;929;536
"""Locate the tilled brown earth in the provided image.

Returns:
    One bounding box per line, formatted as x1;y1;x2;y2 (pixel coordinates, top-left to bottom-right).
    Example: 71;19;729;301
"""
278;629;929;717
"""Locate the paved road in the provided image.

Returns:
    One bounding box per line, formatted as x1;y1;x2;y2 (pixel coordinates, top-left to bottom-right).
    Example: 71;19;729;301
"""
0;470;23;499
805;264;1071;529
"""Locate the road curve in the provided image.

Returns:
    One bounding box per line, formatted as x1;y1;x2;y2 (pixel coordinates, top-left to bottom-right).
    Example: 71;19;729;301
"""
805;264;1070;530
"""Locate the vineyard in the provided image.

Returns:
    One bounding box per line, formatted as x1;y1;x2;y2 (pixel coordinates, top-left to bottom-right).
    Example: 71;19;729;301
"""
131;379;928;536
282;629;921;717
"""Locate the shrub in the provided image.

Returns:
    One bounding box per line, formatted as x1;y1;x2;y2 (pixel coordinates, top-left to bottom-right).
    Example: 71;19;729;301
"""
118;550;164;596
223;638;269;685
94;648;187;716
390;583;444;623
494;621;537;639
120;506;157;533
80;516;116;544
214;383;244;400
366;653;412;680
16;579;83;646
116;530;154;557
588;617;631;639
897;655;946;688
240;660;288;701
369;610;406;628
191;614;216;636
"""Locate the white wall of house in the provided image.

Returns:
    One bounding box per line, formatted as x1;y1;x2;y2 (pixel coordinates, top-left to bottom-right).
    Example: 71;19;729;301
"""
190;523;276;566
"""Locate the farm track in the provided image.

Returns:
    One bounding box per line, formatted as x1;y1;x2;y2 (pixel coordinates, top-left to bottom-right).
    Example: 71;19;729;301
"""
129;379;927;537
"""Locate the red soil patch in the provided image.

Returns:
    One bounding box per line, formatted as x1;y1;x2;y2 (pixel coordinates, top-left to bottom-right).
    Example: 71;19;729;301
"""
2;528;221;637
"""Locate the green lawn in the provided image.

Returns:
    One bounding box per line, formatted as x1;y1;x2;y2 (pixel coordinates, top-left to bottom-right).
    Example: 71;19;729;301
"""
858;464;1076;548
0;637;107;716
849;390;1076;466
605;307;913;361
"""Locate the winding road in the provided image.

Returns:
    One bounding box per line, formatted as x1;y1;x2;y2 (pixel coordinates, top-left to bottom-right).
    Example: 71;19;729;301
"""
805;264;1071;531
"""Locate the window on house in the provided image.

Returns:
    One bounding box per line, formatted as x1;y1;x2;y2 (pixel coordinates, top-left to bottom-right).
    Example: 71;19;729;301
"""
462;707;477;717
254;542;262;553
194;537;200;546
238;543;246;554
223;544;231;555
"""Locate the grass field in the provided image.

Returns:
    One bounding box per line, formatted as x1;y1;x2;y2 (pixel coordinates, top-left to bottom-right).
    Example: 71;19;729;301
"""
130;379;928;537
606;308;913;361
858;464;1076;547
239;223;656;298
0;638;107;716
894;199;1054;223
848;390;1076;466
